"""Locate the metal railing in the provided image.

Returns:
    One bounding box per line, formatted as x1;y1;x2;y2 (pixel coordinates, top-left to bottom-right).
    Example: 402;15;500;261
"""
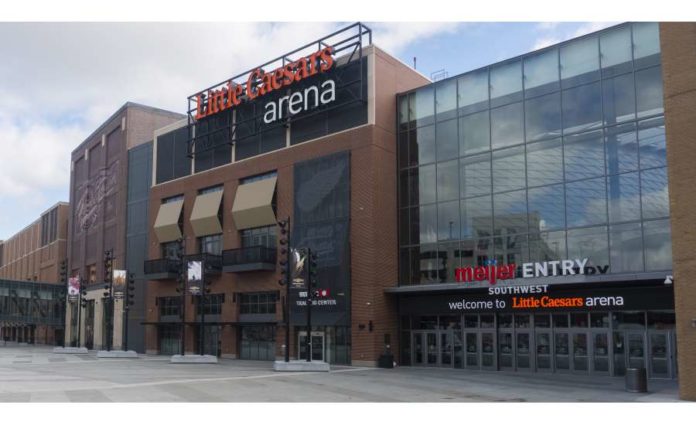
144;258;180;276
222;246;277;268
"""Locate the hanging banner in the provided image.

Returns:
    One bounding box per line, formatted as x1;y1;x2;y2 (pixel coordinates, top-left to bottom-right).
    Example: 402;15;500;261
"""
291;248;308;288
112;270;127;299
68;277;80;301
187;260;202;295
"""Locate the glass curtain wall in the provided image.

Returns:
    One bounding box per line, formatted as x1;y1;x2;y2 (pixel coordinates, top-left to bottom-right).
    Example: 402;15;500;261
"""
397;22;669;285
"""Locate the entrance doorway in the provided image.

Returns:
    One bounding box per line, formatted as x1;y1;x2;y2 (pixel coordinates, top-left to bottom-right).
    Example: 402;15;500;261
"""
298;331;325;361
411;330;455;367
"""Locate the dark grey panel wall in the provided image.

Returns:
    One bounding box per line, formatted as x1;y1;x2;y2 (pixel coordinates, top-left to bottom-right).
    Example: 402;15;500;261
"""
125;142;152;353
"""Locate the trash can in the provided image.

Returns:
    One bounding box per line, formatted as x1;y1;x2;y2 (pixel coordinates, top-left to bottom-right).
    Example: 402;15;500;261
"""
625;367;648;393
378;354;394;368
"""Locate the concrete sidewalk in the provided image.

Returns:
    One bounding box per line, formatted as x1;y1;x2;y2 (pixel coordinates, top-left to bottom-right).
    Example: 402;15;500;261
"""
0;344;684;402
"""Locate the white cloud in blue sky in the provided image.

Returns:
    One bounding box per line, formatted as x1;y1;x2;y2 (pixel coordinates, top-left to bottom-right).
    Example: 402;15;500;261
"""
0;21;619;239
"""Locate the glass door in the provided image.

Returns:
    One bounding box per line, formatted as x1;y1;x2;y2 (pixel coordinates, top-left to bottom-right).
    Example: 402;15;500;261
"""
554;331;570;372
412;332;425;366
298;331;325;361
627;333;646;369
612;332;626;376
464;331;479;369
453;330;463;368
425;332;438;366
516;332;532;370
571;332;589;373
481;332;496;370
591;332;610;374
535;331;552;372
498;332;514;370
648;332;671;378
440;331;454;367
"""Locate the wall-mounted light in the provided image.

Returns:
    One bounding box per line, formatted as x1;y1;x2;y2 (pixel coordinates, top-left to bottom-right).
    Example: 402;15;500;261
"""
691;318;696;328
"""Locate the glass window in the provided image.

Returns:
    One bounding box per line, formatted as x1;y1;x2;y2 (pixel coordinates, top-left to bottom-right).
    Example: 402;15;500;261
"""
567;226;609;268
398;132;409;169
240;225;276;249
613;312;646;330
571;313;588;327
553;314;569;328
560;36;600;87
198;233;222;255
457;69;489;115
525;92;561;142
528;184;565;231
633;22;661;68
436;119;459;161
491;102;524;149
398;95;409;131
564;131;605;181
415;245;440;284
499;314;513;328
495;232;528;266
635;66;664;119
416;164;436;205
461;195;492;238
460;153;491;198
523;48;559;97
591;313;610;328
641;167;669;219
438;242;460;282
419;204;437;244
610;222;644;273
492;146;526;193
493;189;527;236
526;138;563;187
411;87;434;127
411;125;435;166
566;177;607;227
399;208;410;246
490;60;522;107
459;111;490;156
535;314;551;328
529;230;566;262
644;219;672;271
438;201;460;241
606;123;638;175
562;81;602;134
638;118;666;169
464;315;478;328
600;26;633;76
603;73;636;125
435;79;457;121
607;172;641;223
408;206;420;246
437;160;459;202
648;312;675;329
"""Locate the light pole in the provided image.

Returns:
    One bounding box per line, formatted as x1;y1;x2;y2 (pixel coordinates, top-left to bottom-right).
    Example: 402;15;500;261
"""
277;218;291;362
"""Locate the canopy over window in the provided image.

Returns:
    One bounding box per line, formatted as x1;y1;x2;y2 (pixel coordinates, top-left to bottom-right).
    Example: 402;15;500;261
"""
153;200;184;243
232;177;277;230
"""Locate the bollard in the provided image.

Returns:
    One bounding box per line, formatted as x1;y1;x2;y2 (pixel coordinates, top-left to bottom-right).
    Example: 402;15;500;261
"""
625;367;648;393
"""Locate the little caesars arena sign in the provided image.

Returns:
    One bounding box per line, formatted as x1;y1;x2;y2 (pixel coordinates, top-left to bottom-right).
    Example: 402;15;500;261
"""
193;46;336;124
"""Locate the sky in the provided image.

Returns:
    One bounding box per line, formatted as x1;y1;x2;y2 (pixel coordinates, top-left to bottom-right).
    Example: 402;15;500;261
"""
0;21;617;240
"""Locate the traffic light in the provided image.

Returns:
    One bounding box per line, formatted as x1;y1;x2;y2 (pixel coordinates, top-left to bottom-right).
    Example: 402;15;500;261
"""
308;250;318;289
80;283;88;308
59;260;67;284
176;238;186;293
127;273;136;306
104;250;113;286
277;219;289;286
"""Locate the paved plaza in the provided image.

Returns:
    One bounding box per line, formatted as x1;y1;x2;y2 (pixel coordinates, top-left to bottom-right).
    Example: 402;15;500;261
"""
0;344;683;402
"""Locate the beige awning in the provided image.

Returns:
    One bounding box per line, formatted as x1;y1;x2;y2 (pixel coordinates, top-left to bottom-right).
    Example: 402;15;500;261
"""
153;200;184;243
232;177;277;230
190;190;223;237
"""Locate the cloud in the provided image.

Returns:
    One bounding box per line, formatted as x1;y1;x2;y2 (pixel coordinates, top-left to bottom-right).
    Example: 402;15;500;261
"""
0;21;458;238
531;21;620;52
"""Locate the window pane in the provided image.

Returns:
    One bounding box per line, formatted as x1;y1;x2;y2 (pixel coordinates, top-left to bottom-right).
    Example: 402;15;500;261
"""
490;60;522;107
436;119;458;161
567;226;609;268
415;244;440;284
603;73;636;125
417;164;436;205
633;22;661;68
607;172;641;223
412;87;434;127
600;26;633;76
437;160;459;202
610;222;644;273
436;79;457;121
399;208;410;245
562;81;602;134
398;132;409;169
458;70;489;115
564;131;605;181
398;95;409;130
529;230;566;262
439;242;461;282
528;184;565;231
459;111;490;156
419;205;437;244
566;177;607;227
523;48;559;97
460;153;491;198
606;123;638;174
527;138;563;187
492;146;526;193
635;66;664;119
438;201;460;241
560;36;600;86
495;232;528;265
641;167;669;219
491;102;524;149
412;125;435;165
639;118;666;169
409;206;420;246
643;219;672;271
493;189;528;236
461;195;492;238
525;92;561;142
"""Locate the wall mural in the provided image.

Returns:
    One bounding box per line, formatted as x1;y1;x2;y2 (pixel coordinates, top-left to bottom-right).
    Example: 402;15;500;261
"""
74;160;119;233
